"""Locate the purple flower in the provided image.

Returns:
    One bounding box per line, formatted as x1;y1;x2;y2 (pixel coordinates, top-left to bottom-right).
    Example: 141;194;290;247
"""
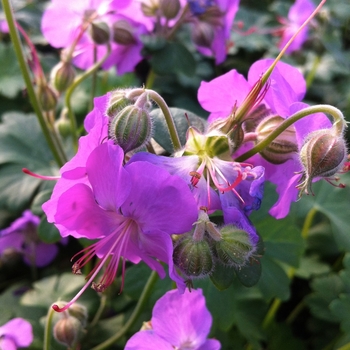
277;0;315;53
197;58;331;218
130;127;264;245
0;210;59;267
125;288;220;350
188;0;240;64
0;318;33;350
43;141;198;311
41;0;149;74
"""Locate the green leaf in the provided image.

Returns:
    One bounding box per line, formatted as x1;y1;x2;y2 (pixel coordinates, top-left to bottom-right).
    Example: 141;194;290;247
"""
0;43;24;98
0;113;58;212
300;177;350;251
236;260;262;288
330;294;350;332
305;273;345;322
21;273;97;310
151;107;206;153
257;256;290;300
210;263;236;290
295;255;331;279
256;215;305;267
38;215;61;243
150;42;196;77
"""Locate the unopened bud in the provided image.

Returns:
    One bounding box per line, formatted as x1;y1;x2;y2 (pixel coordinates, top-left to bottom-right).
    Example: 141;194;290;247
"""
55;113;71;138
51;61;76;93
53;316;83;348
173;234;214;278
108;105;152;153
141;0;160;17
89;21;110;45
191;21;215;48
112;20;136;45
68;303;88;327
160;0;180;19
298;128;347;194
256;115;298;164
38;84;57;111
213;225;255;267
106;89;133;118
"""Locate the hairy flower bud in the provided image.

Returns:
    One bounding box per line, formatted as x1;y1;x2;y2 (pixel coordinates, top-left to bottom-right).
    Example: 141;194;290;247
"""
160;0;180;19
173;234;214;278
256;115;298;164
106;89;133;118
108;105;152;153
50;61;76;93
38;84;58;111
89;21;110;45
298;128;347;195
213;225;256;267
55;113;71;139
53;316;83;348
68;303;88;327
112;20;136;45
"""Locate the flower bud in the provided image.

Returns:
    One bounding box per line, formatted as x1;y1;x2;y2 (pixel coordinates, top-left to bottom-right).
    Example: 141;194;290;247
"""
191;21;215;48
53;316;83;348
213;225;255;267
112;20;136;45
141;0;160;17
89;21;110;45
298;128;347;194
106;89;133;118
173;234;214;278
38;84;58;111
68;303;88;327
55;115;71;139
255;115;298;164
50;61;76;93
108;105;152;153
160;0;180;19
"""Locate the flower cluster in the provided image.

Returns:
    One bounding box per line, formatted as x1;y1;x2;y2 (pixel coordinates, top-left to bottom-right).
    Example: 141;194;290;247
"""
41;0;241;76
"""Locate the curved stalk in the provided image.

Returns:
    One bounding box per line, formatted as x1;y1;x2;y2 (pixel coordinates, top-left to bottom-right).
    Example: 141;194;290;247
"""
2;0;65;167
126;88;182;152
235;104;346;162
43;305;56;350
90;270;159;350
65;44;111;149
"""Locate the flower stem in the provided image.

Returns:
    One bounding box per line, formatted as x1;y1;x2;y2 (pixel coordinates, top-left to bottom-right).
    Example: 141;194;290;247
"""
90;270;159;350
235;104;346;162
2;0;65;167
43;304;56;350
65;44;111;150
127;88;182;152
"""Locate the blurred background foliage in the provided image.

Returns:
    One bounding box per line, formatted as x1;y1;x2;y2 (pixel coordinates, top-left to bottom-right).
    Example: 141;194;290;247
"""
1;0;350;349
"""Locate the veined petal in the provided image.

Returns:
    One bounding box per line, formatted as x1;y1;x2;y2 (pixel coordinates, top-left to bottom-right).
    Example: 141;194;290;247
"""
123;161;198;235
125;330;173;350
55;183;121;239
86;142;130;210
152;289;212;348
248;59;306;116
198;69;250;123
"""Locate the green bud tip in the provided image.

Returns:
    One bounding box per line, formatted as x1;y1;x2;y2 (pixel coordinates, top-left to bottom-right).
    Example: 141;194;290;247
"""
213;225;256;267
